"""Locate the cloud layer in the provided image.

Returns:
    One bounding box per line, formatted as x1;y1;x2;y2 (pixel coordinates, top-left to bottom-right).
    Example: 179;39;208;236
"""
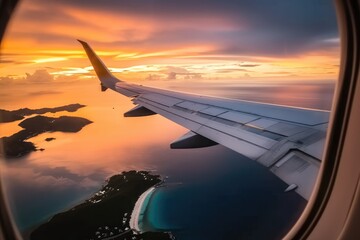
1;0;340;81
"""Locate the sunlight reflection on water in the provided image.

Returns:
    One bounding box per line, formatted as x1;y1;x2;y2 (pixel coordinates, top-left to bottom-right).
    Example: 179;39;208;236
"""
0;79;335;235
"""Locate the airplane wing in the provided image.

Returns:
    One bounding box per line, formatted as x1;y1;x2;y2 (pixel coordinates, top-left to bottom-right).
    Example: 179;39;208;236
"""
78;40;329;200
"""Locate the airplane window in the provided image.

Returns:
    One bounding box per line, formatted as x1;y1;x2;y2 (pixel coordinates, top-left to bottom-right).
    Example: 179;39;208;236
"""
0;0;339;239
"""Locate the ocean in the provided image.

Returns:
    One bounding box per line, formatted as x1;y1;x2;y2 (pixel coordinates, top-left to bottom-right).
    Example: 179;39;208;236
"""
141;146;306;240
0;79;335;239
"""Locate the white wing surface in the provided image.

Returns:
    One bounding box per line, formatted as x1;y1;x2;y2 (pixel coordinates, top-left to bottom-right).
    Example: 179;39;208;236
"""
79;40;329;200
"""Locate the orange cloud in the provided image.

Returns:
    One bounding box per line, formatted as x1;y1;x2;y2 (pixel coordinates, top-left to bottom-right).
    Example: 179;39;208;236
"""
1;0;340;82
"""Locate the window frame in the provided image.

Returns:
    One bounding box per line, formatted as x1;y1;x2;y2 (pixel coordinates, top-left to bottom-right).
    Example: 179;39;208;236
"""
0;0;359;239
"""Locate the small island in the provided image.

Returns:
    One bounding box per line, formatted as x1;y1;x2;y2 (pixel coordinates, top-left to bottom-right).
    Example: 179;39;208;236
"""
45;137;56;142
30;171;173;240
0;115;92;158
0;103;86;123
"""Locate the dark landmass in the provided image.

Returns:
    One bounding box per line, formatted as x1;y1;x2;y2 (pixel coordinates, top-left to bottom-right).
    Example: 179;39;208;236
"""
0;115;92;158
45;137;56;142
31;171;173;240
0;104;86;123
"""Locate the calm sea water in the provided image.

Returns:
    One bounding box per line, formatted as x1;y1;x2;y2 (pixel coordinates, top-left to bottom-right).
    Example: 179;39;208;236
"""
142;147;306;240
0;80;335;239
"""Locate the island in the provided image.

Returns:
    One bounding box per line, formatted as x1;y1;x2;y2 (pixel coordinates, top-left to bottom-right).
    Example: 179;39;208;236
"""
45;137;56;142
30;171;173;240
0;115;92;158
0;103;86;123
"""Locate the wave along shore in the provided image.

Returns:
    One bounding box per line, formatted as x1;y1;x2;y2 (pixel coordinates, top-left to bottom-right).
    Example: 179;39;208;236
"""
129;186;156;232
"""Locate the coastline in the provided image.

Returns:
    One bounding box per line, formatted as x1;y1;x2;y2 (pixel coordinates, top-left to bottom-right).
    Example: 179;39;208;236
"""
129;186;156;232
30;171;173;240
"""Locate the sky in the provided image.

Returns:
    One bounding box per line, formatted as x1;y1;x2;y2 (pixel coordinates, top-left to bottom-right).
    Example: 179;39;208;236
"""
0;0;339;233
0;0;340;86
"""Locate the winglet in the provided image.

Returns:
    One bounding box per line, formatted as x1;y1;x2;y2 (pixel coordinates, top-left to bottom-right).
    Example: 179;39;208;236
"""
78;39;121;90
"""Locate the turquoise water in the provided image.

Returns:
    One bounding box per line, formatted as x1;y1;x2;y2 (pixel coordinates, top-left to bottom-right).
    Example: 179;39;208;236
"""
140;148;306;240
143;186;184;231
138;189;155;231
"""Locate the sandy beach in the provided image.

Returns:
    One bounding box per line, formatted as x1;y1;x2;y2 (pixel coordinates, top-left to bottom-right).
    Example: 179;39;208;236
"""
129;186;156;232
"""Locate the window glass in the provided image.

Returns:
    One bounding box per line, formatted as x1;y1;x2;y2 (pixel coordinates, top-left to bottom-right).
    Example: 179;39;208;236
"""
0;0;339;239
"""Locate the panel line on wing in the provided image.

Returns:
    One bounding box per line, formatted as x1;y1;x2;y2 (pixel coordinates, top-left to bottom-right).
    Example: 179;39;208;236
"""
135;98;276;151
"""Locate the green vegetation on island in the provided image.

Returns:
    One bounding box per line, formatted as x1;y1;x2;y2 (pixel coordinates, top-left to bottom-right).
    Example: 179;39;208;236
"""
30;171;173;240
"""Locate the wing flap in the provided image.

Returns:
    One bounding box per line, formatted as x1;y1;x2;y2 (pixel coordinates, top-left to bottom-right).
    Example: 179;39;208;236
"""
270;151;320;200
199;107;228;116
217;111;260;124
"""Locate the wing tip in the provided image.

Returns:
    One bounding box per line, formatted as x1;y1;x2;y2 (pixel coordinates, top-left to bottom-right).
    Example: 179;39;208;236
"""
77;39;87;46
77;39;122;87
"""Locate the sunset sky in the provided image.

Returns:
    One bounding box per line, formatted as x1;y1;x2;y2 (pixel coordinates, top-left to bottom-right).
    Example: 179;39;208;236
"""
0;1;340;231
1;0;339;86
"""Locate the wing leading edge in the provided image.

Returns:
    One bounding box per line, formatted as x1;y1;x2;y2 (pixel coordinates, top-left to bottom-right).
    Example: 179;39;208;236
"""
79;40;329;200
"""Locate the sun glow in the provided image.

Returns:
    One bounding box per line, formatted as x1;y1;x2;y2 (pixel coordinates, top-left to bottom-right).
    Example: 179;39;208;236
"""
33;57;68;63
1;0;339;82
